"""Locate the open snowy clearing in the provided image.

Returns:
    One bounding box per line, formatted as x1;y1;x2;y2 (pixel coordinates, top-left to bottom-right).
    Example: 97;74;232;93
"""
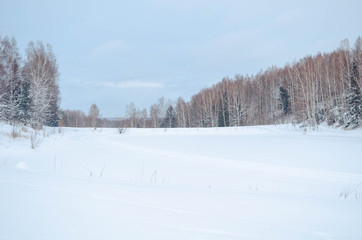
1;124;362;240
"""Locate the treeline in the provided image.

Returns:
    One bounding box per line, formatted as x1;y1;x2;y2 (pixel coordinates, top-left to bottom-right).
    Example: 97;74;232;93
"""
61;37;362;130
117;37;361;129
13;36;360;130
60;104;116;129
0;35;60;128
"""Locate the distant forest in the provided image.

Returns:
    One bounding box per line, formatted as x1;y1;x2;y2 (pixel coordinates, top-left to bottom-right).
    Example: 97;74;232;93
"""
98;37;361;130
1;36;361;129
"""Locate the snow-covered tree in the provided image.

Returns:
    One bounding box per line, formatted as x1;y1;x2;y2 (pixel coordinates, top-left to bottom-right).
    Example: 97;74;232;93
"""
22;41;60;128
17;77;33;124
1;59;22;124
345;60;362;129
0;37;21;123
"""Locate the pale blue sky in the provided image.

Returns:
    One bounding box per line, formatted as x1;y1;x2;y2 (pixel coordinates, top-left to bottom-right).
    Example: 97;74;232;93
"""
1;0;361;117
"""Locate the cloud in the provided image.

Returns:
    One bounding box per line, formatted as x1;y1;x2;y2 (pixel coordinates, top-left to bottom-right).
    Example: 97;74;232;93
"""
65;76;165;89
104;81;164;88
87;80;164;89
89;40;131;60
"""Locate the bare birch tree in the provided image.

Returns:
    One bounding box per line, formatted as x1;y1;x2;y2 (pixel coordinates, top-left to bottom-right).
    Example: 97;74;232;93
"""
88;104;100;129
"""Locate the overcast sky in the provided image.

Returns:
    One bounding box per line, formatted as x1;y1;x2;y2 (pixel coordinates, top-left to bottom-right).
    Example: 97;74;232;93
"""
1;0;361;117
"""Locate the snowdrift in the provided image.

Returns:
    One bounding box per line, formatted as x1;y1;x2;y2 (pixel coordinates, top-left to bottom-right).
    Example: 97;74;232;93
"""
1;124;362;239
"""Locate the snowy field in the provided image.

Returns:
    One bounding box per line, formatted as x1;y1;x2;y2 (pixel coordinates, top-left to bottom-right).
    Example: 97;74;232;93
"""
1;124;362;240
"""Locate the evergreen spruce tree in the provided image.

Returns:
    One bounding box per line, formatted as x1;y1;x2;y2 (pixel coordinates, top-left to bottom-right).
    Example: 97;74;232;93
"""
345;61;362;128
217;99;224;127
47;100;59;126
279;86;291;115
161;105;177;128
3;59;22;124
17;77;32;124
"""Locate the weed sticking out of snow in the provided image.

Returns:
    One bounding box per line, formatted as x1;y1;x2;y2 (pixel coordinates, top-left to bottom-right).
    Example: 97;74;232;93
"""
30;130;39;149
118;127;127;134
340;181;362;200
0;124;59;149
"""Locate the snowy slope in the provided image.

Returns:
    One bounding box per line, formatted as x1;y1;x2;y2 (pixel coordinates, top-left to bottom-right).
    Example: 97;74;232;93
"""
1;124;362;240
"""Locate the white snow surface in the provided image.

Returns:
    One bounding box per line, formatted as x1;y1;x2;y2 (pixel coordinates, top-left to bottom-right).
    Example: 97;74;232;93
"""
1;123;362;240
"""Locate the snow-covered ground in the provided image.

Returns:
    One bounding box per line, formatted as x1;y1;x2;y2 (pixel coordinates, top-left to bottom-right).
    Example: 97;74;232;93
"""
1;123;362;240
